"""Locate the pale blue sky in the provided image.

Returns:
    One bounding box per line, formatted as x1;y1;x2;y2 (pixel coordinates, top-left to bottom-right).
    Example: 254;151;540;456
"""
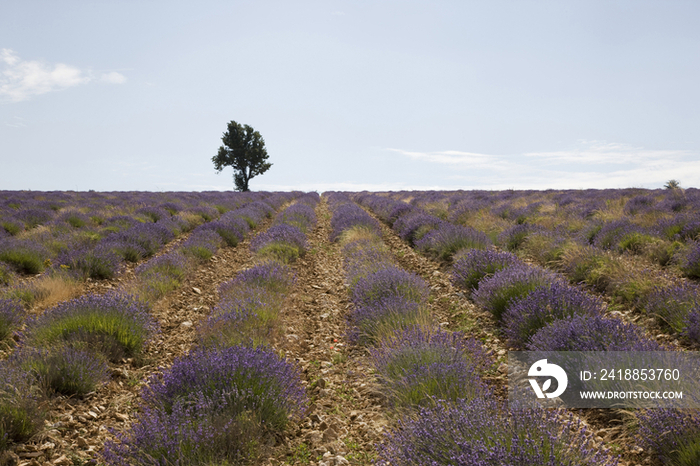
1;1;699;191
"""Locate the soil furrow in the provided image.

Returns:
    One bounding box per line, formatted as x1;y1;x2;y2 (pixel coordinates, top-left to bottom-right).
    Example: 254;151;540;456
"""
275;198;386;466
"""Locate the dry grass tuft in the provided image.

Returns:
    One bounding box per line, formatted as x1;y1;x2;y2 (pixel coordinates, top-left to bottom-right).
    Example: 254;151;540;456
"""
32;274;83;312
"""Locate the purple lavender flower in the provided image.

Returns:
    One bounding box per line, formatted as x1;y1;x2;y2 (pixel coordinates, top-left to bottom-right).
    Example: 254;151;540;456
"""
0;262;13;286
0;217;24;236
0;362;44;451
228;260;295;294
12;345;109;396
330;203;382;241
158;202;183;215
104;346;307;465
497;223;541;251
180;229;222;261
198;304;272;348
14;208;53;229
0;298;24;341
388;203;413;226
135;206;171;223
679;219;700;241
624;194;657;215
684;310;700;346
637;409;700;466
188;205;220;222
644;284;700;336
135;251;188;280
199;213;250;246
55;243;122;280
101;215;139;234
274;203;317;233
232;204;268;228
473;264;561;321
370;327;492;407
503;282;604;349
250;224;307;262
377;397;618;466
343;240;394;281
350;266;429;308
348;295;430;346
23;292;157;361
679;241;700;279
0;238;49;274
593;219;638;251
526;315;661;351
106;222;175;258
57;210;91;228
415;223;491;261
393;212;444;245
451;248;520;291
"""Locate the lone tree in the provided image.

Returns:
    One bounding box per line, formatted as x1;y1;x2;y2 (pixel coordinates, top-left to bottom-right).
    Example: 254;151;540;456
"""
664;179;681;190
212;121;272;192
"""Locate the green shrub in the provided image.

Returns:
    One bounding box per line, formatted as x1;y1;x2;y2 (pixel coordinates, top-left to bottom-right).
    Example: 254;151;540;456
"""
256;242;300;263
24;293;156;363
15;346;109;396
0;365;44;452
0;247;46;274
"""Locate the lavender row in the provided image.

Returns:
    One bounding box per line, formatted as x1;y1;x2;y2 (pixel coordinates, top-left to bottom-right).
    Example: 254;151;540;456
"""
0;191;269;281
0;194;293;456
358;191;700;347
357;190;700;465
326;193;616;465
0;192;292;324
103;195;318;464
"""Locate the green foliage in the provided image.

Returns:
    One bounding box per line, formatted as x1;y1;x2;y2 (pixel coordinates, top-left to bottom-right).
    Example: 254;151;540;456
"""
66;215;86;228
646;240;682;266
0;248;46;274
0;367;44;452
520;235;571;266
138;274;182;303
609;270;657;308
560;246;619;293
212;121;272;192
0;222;22;236
256;242;300;263
1;284;48;308
618;232;656;254
0;264;13;287
17;346;109;396
25;295;154;363
182;245;215;262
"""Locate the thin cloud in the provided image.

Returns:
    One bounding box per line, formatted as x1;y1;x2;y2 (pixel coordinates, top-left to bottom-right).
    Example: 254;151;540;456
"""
100;71;127;84
387;148;499;167
5;116;27;128
388;141;700;189
255;181;450;192
524;140;694;166
0;49;126;103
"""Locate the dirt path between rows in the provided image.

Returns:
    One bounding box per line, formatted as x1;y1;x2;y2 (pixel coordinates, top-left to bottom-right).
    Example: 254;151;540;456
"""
271;198;387;466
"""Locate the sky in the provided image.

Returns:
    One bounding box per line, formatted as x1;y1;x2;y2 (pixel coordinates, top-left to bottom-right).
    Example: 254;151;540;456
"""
1;0;699;192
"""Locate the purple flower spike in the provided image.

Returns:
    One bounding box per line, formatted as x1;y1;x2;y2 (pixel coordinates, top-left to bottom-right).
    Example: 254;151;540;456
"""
503;282;604;349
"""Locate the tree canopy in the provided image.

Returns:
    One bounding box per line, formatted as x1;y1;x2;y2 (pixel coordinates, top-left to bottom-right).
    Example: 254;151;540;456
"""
212;121;272;192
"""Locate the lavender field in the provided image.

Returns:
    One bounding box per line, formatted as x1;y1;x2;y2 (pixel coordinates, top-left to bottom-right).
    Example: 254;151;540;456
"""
1;188;699;466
